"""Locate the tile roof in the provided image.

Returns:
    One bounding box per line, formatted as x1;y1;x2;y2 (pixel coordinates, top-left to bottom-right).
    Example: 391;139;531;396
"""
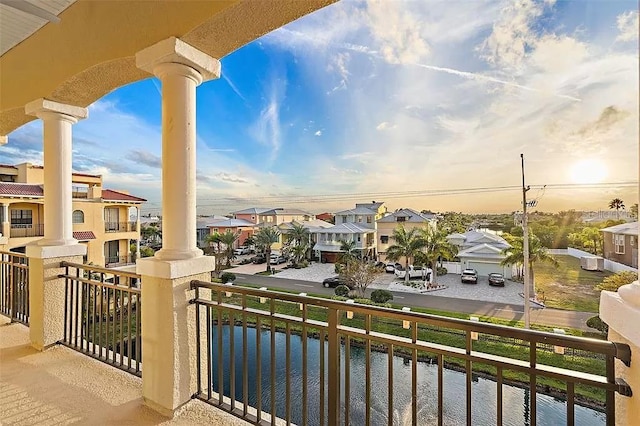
0;182;43;197
232;207;273;215
601;222;638;236
102;189;146;202
73;231;96;241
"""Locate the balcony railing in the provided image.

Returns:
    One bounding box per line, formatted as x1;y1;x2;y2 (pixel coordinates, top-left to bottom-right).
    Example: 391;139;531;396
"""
105;255;135;268
10;223;44;238
72;186;89;198
105;221;137;233
0;251;29;325
190;281;631;426
59;261;142;376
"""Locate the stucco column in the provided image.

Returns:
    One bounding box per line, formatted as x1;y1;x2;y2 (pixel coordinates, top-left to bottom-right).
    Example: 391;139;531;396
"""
25;99;87;246
137;37;220;261
1;203;8;237
136;208;141;260
135;37;219;417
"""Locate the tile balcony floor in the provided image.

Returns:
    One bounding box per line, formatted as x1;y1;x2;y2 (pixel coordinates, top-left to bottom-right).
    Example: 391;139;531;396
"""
0;317;249;426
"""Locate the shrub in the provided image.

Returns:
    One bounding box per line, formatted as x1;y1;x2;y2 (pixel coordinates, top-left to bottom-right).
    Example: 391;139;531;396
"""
586;315;608;334
436;266;448;276
334;263;344;274
220;272;236;284
596;271;638;292
334;285;350;297
371;289;393;304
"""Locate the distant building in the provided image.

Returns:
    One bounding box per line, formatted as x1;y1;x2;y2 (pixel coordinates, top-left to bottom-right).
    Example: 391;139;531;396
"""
316;212;334;223
582;210;634;223
376;208;436;262
601;222;638;268
447;230;512;278
0;162;145;268
231;207;273;225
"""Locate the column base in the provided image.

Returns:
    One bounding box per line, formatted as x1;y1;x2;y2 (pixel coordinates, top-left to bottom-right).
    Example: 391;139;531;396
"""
154;247;204;262
137;253;213;279
26;243;86;259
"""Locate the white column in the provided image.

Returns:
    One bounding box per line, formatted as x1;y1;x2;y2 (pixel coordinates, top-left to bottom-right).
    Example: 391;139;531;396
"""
0;135;7;145
136;207;141;259
135;37;219;417
137;37;220;261
25;99;87;246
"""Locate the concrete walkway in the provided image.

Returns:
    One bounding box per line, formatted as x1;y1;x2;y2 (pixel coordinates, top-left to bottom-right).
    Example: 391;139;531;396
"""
0;317;249;426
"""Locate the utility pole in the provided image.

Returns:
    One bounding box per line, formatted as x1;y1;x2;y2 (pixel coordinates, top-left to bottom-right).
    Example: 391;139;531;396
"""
521;154;531;329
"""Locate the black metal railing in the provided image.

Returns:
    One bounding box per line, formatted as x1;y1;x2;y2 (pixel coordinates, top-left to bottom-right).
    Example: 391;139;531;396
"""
10;224;44;238
190;281;632;426
59;261;142;376
0;251;29;325
105;255;135;267
104;221;137;233
72;186;89;198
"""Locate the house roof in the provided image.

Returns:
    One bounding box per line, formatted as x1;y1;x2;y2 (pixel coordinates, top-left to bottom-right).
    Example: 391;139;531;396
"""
73;231;96;241
377;208;434;223
318;223;374;234
232;207;273;215
457;243;505;258
355;201;384;210
279;219;333;232
260;208;311;216
0;182;43;197
601;222;638;236
196;216;230;228
335;206;379;215
101;189;146;202
205;218;255;228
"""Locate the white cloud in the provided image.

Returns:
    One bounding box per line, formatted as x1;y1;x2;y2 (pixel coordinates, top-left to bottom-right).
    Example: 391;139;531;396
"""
249;79;284;161
616;10;639;42
376;122;396;130
314;130;322;136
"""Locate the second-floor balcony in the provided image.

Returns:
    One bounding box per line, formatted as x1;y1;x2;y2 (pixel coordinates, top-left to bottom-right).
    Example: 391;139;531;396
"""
104;221;137;233
9;223;44;238
105;254;136;268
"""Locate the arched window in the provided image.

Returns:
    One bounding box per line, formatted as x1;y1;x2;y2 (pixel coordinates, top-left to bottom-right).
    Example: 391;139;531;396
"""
72;210;84;224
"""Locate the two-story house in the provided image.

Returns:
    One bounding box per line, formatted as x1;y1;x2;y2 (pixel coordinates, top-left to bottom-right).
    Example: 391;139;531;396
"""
376;208;437;261
601;222;638;269
312;202;385;263
0;163;145;267
231;207;273;225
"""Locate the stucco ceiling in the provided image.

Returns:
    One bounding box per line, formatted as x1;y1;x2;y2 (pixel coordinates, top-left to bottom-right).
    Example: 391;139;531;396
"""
0;0;76;56
0;0;335;136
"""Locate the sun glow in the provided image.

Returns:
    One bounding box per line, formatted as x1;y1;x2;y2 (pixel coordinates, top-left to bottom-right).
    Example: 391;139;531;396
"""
569;159;608;184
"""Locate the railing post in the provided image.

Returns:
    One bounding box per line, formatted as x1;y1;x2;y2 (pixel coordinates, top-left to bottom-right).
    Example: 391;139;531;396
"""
600;282;638;425
327;306;340;425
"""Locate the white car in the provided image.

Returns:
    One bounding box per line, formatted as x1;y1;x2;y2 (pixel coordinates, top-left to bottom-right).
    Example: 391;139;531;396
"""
395;265;432;280
234;246;251;255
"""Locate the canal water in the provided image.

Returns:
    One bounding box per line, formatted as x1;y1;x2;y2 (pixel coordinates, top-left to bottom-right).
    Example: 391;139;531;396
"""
210;326;605;425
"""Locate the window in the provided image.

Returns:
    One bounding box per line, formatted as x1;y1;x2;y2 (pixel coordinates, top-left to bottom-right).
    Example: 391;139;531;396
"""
614;234;625;254
631;236;635;247
357;235;361;242
10;209;32;226
72;210;84;224
367;216;372;223
357;216;362;223
381;235;389;244
397;216;406;222
342;216;347;223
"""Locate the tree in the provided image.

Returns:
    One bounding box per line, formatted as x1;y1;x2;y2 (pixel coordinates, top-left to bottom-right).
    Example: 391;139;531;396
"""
338;239;358;263
285;222;311;265
609;198;625;219
254;226;281;272
205;232;223;273
501;233;558;299
596;271;638;292
141;224;161;244
218;229;240;267
416;226;457;286
385;226;426;283
631;203;638;219
568;227;603;255
341;259;380;298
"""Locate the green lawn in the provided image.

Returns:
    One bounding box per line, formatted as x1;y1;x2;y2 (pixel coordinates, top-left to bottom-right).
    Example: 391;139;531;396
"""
534;255;611;312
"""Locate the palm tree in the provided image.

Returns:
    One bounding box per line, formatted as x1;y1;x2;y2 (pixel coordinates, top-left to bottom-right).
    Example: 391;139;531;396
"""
218;229;240;267
288;222;311;264
609;198;625;219
255;226;281;272
338;239;358;263
204;232;223;272
501;233;558;300
418;226;457;285
385;226;426;283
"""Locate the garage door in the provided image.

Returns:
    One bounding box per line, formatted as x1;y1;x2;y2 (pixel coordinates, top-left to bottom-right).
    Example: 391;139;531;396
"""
468;262;502;277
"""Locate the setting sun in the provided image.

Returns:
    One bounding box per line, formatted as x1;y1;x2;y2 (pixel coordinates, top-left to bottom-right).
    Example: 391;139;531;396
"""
569;159;608;184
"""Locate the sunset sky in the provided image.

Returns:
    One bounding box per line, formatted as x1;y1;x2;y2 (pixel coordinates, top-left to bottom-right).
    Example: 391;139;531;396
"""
2;0;638;215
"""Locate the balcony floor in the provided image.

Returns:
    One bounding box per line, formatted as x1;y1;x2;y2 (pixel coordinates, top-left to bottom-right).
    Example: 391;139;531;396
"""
0;317;249;426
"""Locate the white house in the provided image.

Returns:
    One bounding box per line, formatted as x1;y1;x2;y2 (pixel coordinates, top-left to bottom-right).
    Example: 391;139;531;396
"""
447;230;512;278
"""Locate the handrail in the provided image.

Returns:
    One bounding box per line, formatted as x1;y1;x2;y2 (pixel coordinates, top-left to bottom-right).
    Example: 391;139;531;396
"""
61;261;141;279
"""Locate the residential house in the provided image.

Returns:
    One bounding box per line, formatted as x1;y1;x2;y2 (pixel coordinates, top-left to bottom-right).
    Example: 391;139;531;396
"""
258;208;314;225
334;201;386;226
232;207;273;225
601;222;638;268
315;212;334;223
0;163;145;267
446;230;512;278
197;217;256;249
377;208;437;261
278;219;333;256
312;223;377;263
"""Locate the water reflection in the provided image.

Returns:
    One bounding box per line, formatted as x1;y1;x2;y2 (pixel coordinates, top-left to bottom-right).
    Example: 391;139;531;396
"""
210;326;605;425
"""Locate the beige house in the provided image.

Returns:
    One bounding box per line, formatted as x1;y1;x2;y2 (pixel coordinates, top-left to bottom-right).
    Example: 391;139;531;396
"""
376;208;437;261
0;163;145;267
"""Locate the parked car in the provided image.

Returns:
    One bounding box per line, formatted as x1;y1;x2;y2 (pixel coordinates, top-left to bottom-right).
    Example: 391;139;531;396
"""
395;265;431;279
385;262;402;273
488;273;505;287
269;255;287;265
251;254;266;264
461;269;478;284
322;276;353;289
234;246;251;255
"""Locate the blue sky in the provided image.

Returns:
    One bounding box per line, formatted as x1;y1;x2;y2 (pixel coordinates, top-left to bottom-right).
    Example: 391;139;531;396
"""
3;0;638;215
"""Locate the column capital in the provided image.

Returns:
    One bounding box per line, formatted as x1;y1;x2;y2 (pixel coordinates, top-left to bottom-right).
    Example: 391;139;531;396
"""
136;37;221;82
25;98;88;122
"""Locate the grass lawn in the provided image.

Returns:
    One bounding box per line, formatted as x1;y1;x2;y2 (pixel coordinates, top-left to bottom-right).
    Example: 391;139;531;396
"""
534;255;611;312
